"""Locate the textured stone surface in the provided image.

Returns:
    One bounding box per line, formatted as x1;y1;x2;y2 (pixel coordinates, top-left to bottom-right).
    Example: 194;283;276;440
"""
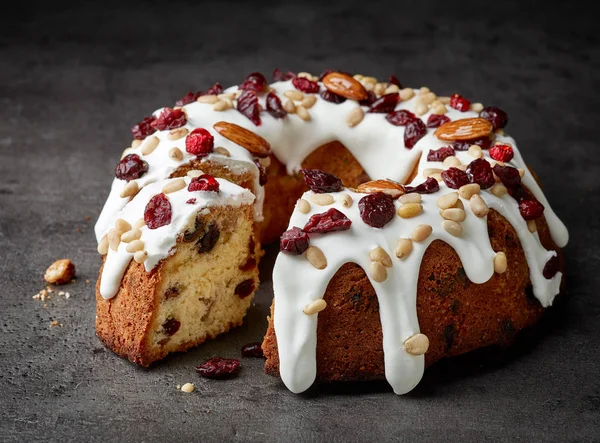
0;1;599;441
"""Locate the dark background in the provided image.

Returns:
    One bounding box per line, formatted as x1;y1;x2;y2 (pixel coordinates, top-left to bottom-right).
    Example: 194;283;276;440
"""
1;1;599;441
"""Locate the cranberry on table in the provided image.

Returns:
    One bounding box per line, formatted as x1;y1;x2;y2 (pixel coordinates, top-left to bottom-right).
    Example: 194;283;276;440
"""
195;357;241;379
241;342;265;358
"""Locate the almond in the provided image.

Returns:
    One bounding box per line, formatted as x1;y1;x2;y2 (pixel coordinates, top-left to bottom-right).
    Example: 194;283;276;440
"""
434;117;493;142
212;121;271;158
322;72;368;101
356;179;405;198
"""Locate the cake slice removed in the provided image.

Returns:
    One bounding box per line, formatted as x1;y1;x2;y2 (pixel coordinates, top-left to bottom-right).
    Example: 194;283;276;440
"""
95;175;259;366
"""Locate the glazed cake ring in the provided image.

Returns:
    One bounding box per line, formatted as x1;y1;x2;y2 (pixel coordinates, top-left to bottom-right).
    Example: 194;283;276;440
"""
94;70;568;395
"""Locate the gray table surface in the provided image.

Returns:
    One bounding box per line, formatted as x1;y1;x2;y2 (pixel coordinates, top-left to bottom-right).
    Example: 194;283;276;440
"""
1;1;599;442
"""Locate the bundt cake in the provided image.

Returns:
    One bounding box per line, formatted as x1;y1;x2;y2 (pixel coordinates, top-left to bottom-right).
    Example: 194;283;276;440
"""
94;69;568;394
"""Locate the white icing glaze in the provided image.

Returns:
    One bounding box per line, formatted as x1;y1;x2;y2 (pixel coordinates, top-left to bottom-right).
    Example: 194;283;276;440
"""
98;177;254;300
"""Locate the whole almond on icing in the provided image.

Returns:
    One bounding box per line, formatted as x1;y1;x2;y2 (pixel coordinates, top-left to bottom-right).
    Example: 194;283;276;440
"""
356;180;405;198
212;121;271;158
322;72;368;101
434;117;493;142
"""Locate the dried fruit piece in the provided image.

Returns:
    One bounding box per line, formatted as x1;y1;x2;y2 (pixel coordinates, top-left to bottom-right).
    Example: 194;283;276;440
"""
404;177;440;194
253;159;268;186
358;193;395;228
44;259;76;285
479;106;508;129
176;91;201;106
493;164;522;188
368;93;399;113
273;68;296;82
356;180;405;198
301;169;343;193
239;72;267;91
320;89;346;104
144;193;172;229
386;110;416;126
280;227;310;254
235;279;255;298
449;94;471;112
195;357;241;379
542;256;560;279
359;91;377;106
213;121;271;157
388;75;402;88
241;342;265;358
489;144;514;162
519;199;545;220
151;108;187;131
434;117;493;142
188;174;220;192
322;72;368;101
162;318;181;336
426;114;451;128
203;82;223;96
466;158;495;189
427;146;455;162
404;118;428;149
185;128;214;156
441;167;470;189
292;77;320;94
303;208;352;234
453;136;493;151
196;223;220;253
266;92;287;119
508;184;527;202
237;89;261;126
114;154;148;182
131;116;157;140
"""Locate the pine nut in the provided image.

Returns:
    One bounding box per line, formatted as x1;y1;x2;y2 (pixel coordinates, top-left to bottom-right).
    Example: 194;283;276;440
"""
353;74;364;81
423;168;443;178
214;146;230;157
470;102;484;112
458;184;480;200
453;198;465;210
437;192;459;210
120;181;139;198
107;229;121;251
187;170;203;178
222;98;233;109
297;199;311;214
468;145;483;158
133;250;148;264
438;96;451;104
395;238;413;259
397;203;423;218
213;100;229;111
120;228;141;243
97;236;109;255
527;220;537;233
198;94;218;104
369;247;392;267
338;193;353;208
167;128;188;141
309;193;334;206
399;193;421;204
283;99;296;113
490;183;508;197
134;218;146;229
518;168;525;177
218;92;235;100
296;105;311;122
384;84;400;94
494;252;507;274
126;240;144;253
297;71;313;79
443;156;461;168
404;333;429;355
346;107;364;127
131;139;142;149
442;220;463;236
284;90;304;101
432;104;447;115
304;298;327;315
306;246;327;269
169;147;183;161
180;383;194;393
301;96;317;109
470;194;489;217
419;86;430;95
374;83;386;96
421;92;437;105
456;164;468;172
363;76;378;85
400;88;415;100
141;136;160;155
115;218;131;234
415;102;428;116
369;261;387;282
441;208;466;222
162;179;186;194
431;173;443;182
411;224;433;242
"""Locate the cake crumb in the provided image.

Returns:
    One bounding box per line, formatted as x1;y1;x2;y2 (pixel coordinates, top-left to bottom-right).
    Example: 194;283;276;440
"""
64;292;71;299
50;320;59;327
33;289;49;301
176;384;181;390
181;383;195;393
85;279;91;284
85;216;92;222
44;259;76;285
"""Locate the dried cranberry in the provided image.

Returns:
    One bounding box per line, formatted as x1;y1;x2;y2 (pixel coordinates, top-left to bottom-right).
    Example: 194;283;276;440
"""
186;198;196;205
162;318;180;336
196;223;220;253
359;91;377;106
301;169;343;193
241;342;264;358
303;208;352;234
404;177;440;194
453;136;493;151
280;227;310;254
253;159;268;186
176;91;201;106
195;357;241;379
164;285;180;300
519;199;545;220
427;146;455;162
114;154;148;182
266;92;286;119
239;72;267;92
320;89;346;104
185;128;214;156
318;69;336;81
235;279;255;298
203;82;223;96
292;77;320;94
426;114;451;128
237;89;261;126
449;94;470;112
489;144;514;162
150;108;187;131
358;193;395;228
404;118;428;149
493;164;521;188
388;75;402;88
386;110;416;126
542;256;560;279
466;158;495;189
131;116;157;140
441;167;470;189
273;68;295;82
188;174;220;192
368;93;399;113
479;106;508;129
508;184;526;202
144;193;172;229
